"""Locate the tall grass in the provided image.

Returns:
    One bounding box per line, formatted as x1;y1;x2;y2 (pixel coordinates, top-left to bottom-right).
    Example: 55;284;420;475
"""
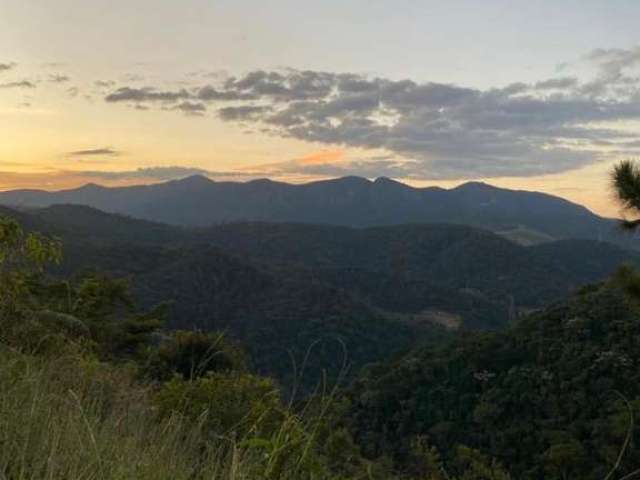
0;345;336;480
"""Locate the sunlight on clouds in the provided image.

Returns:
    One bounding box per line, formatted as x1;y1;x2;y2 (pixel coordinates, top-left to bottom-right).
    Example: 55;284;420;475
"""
296;149;345;165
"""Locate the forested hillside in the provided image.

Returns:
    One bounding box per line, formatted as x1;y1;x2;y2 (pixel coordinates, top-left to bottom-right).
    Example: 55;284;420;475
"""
0;214;405;479
0;203;635;389
345;275;640;479
199;222;637;312
2;193;640;478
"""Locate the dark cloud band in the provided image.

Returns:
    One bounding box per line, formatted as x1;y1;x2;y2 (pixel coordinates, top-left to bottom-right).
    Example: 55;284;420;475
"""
68;148;120;157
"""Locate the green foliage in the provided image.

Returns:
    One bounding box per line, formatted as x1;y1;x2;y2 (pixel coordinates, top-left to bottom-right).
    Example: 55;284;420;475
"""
0;215;61;319
155;372;283;438
346;279;640;479
612;159;640;230
146;329;247;380
0;212;403;479
0;215;61;269
4;189;640;479
405;436;449;480
450;446;511;480
4;205;637;392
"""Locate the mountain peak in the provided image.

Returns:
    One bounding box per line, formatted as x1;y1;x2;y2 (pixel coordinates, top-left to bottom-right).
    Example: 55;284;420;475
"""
374;176;395;184
335;176;372;185
373;176;407;187
453;181;498;192
173;174;214;186
77;182;106;192
247;178;276;185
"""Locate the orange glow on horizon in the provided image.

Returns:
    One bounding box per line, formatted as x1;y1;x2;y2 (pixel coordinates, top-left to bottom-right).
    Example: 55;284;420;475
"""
296;149;345;165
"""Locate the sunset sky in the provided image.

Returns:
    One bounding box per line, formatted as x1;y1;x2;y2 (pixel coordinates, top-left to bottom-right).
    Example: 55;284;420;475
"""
2;0;640;216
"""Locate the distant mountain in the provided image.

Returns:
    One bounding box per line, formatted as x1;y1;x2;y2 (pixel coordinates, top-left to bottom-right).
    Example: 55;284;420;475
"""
0;175;633;248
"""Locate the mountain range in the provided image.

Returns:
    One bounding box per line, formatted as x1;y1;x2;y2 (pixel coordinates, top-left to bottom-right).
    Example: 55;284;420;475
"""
0;175;634;248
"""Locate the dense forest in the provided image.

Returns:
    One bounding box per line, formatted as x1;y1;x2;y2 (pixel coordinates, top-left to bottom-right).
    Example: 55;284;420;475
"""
3;163;640;478
1;203;636;389
347;276;640;479
0;212;509;479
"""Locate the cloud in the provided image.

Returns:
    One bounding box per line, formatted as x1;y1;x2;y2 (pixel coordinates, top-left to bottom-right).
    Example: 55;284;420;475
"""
297;149;345;165
48;74;70;83
68;147;120;157
533;77;578;90
218;105;272;121
222;70;335;101
105;86;191;103
172;101;207;116
587;46;640;79
0;80;36;89
0;167;231;191
100;47;640;180
94;80;116;88
77;166;211;181
196;85;256;101
0;62;16;73
248;153;410;180
580;46;640;97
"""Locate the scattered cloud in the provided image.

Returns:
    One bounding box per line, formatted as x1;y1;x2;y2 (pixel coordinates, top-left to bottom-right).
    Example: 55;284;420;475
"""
41;62;66;69
172;101;207;116
68;147;120;157
0;62;16;73
105;86;191;103
93;45;640;180
0;80;36;89
77;166;211;181
0;166;248;191
94;80;116;88
533;77;578;90
120;73;145;82
48;74;70;83
218;105;272;121
297;149;345;165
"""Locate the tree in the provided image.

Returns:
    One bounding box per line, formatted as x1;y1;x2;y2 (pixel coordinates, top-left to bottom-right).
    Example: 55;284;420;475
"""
0;215;61;319
0;214;163;360
611;159;640;230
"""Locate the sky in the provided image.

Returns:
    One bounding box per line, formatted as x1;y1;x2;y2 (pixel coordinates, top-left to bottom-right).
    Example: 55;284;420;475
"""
2;0;640;216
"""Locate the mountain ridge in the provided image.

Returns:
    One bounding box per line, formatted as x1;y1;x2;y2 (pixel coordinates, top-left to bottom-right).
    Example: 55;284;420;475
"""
0;175;631;249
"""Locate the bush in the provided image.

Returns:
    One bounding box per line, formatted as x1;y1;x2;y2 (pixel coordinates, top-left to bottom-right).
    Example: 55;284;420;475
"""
155;372;284;438
146;329;246;380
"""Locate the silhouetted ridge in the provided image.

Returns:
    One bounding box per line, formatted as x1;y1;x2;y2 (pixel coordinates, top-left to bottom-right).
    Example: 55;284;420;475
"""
170;174;214;187
0;175;633;249
452;181;497;191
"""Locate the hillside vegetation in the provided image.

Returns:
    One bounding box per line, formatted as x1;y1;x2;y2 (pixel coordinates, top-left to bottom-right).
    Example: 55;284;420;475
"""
0;204;635;390
0;211;530;479
346;274;640;479
2;198;640;478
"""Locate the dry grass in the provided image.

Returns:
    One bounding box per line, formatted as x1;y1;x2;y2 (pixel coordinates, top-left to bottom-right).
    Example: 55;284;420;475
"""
0;345;333;480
